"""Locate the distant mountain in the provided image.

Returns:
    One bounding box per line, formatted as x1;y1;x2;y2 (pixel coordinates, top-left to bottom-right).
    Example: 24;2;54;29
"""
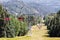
26;2;60;16
1;0;39;16
1;0;60;17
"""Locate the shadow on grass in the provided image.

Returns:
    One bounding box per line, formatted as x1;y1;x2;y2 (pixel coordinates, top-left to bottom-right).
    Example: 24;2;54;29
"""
43;35;49;37
43;34;60;38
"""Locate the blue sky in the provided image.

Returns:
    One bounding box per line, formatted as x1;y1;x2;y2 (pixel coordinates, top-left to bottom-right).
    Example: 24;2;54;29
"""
0;0;9;2
22;0;60;6
0;0;60;6
0;0;60;8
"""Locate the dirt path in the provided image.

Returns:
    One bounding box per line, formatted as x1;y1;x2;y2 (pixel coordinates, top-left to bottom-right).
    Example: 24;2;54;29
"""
27;23;60;40
28;24;48;40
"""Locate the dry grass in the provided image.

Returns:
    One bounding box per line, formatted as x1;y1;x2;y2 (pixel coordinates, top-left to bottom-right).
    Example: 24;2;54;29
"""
0;36;31;40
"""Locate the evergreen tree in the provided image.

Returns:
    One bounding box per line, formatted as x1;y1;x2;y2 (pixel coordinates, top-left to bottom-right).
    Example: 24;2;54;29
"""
45;10;60;37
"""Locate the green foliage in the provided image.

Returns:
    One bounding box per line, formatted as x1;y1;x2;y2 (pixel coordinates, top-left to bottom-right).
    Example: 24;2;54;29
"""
37;17;42;23
44;11;60;37
5;22;15;38
8;15;29;37
44;14;55;30
18;21;28;36
9;15;21;36
0;5;29;38
0;5;10;37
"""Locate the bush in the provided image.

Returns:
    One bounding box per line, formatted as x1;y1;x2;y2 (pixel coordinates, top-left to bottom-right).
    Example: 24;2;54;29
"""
18;21;29;36
0;5;10;37
44;11;60;37
0;5;29;38
8;15;29;37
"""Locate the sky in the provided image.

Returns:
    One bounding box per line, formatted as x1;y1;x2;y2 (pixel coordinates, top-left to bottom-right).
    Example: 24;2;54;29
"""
22;0;60;6
0;0;60;9
0;0;60;6
1;0;60;6
0;0;9;2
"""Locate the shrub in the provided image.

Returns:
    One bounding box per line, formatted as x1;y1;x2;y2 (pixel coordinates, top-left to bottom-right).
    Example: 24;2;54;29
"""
44;11;60;37
18;21;29;36
0;5;10;37
0;5;29;38
9;15;29;37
